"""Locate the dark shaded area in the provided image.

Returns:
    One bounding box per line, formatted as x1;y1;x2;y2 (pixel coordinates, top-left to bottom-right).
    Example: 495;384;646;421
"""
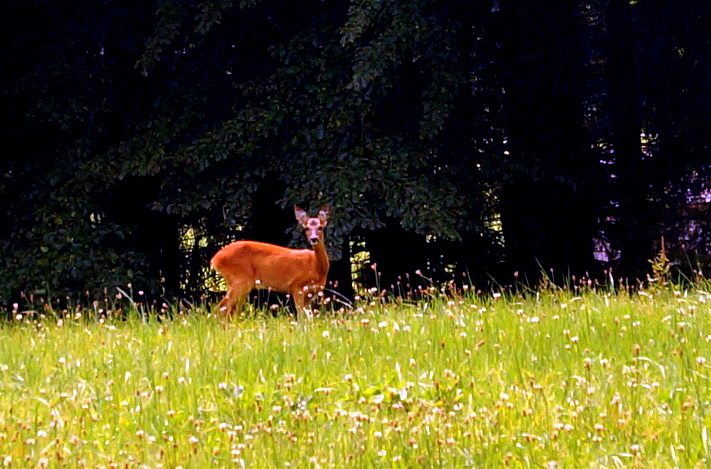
1;0;710;308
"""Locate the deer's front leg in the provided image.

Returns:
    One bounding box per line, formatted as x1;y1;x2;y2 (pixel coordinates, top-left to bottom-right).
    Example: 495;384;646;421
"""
294;284;319;319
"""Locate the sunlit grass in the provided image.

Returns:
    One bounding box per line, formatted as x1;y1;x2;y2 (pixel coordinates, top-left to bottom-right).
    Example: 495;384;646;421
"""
2;284;711;467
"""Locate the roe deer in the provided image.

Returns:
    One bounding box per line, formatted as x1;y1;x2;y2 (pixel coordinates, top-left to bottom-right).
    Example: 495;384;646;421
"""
210;205;330;318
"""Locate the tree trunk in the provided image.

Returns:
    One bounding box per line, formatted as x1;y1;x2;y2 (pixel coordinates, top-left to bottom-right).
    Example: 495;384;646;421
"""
327;235;354;305
496;0;598;283
365;220;433;296
606;0;655;280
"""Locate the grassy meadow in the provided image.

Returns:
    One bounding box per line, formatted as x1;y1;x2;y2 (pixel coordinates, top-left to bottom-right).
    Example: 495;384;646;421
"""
1;284;711;468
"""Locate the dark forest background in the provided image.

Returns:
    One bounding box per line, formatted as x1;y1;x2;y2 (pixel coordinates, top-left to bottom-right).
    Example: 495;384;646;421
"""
1;0;710;306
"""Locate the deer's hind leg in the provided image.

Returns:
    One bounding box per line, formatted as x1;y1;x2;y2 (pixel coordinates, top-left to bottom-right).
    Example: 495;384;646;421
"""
218;279;253;319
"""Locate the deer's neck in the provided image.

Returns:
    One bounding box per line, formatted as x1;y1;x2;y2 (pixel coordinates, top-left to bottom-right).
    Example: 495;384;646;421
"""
312;242;330;277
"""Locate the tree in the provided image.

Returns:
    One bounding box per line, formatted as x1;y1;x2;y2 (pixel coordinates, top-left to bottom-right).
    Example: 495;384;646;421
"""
0;1;162;301
93;0;500;297
2;0;709;306
486;0;601;282
601;0;711;279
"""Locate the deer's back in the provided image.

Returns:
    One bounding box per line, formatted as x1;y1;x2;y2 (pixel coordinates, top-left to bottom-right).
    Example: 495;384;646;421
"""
211;241;315;290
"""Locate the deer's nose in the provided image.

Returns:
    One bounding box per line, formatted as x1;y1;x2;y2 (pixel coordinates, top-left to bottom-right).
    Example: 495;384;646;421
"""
309;237;319;245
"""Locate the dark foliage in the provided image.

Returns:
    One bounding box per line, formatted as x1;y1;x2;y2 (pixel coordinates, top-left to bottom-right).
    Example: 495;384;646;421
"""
1;0;710;305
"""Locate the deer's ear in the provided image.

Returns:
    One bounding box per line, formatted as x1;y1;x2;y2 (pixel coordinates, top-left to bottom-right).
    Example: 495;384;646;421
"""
318;205;330;224
294;205;309;225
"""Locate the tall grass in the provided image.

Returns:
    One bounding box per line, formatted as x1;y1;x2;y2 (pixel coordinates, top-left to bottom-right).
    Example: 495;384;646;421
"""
1;284;711;467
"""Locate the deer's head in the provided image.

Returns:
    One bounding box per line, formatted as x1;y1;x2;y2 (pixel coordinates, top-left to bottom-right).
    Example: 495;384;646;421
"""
295;205;330;246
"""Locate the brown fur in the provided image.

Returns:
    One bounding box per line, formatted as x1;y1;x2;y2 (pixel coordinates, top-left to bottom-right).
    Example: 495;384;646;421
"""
211;205;330;318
